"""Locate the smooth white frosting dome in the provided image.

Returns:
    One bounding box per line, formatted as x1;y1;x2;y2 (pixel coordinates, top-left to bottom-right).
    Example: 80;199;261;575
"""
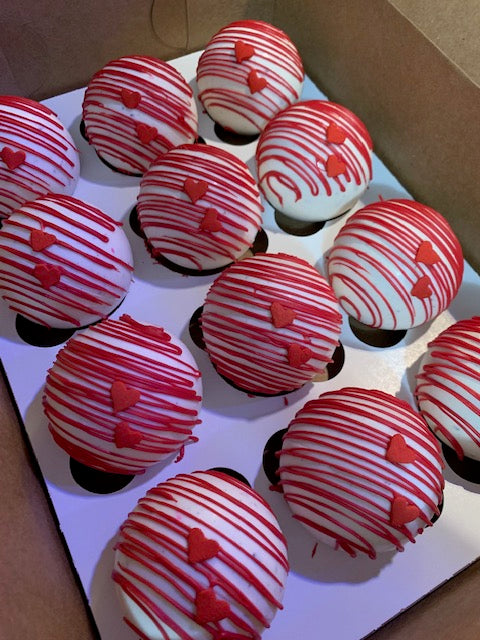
201;252;342;394
416;316;480;461
0;194;133;329
326;198;464;330
137;143;263;270
196;20;304;135
0;95;80;219
256;99;373;222
82;55;198;174
279;387;445;559
43;315;202;475
113;470;288;639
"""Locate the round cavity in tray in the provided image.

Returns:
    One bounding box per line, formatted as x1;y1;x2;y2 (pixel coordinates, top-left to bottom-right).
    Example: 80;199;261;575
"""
213;122;259;145
442;442;480;484
15;315;76;347
274;210;326;237
262;428;287;490
209;467;251;487
69;457;134;494
348;316;407;348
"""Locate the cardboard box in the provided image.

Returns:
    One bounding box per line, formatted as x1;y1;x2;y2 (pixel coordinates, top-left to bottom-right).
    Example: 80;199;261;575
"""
0;1;479;638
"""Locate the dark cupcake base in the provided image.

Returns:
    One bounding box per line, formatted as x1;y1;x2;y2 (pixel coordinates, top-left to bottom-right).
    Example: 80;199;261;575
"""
69;457;134;494
209;467;251;487
274;210;327;237
442;443;480;484
262;428;287;490
213;123;259;145
349;317;407;348
15;315;76;347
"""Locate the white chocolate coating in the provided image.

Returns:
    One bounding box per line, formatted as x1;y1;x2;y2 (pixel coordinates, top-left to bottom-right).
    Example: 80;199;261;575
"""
137;144;263;270
43;315;202;475
326;199;464;330
196;20;304;135
256;100;373;222
0;96;80;219
82;56;198;174
113;470;288;639
201;252;342;395
416;316;480;461
279;387;445;559
0;194;133;328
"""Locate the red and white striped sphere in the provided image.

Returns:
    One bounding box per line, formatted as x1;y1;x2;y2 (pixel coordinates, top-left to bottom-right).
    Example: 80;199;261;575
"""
0;96;80;220
82;56;198;174
201;252;342;394
326;198;464;330
278;387;445;559
256;99;373;222
196;20;304;135
43;315;202;475
0;194;133;328
113;470;288;638
416;316;480;461
137;144;263;270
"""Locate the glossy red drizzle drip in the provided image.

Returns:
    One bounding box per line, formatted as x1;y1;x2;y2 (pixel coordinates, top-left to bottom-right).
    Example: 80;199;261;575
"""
43;315;202;474
279;388;444;559
113;470;288;638
416;316;480;460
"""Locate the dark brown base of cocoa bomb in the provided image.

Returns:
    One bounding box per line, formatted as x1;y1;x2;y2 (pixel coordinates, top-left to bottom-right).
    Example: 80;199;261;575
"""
189;306;206;350
326;342;345;380
274;210;326;237
129;205;147;239
442;443;480;484
209;467;250;487
79;118;88;141
213;122;259;145
195;135;207;145
430;497;444;525
69;457;134;494
15;315;76;347
349;317;407;348
262;428;287;490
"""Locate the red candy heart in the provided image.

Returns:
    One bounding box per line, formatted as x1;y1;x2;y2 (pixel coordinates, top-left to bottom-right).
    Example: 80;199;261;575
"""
30;229;57;252
248;69;267;94
199;207;222;232
110;380;141;413
326;154;346;177
120;88;141;109
235;40;255;63
288;343;313;367
415;240;440;266
411;275;432;299
187;528;220;564
326;123;346;144
184;177;208;203
271;301;296;328
1;146;26;170
114;421;143;448
33;263;61;289
390;495;420;528
195;588;230;624
386;434;417;464
136;123;157;144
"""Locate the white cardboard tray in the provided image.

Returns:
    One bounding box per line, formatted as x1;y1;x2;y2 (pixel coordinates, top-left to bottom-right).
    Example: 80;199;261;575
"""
1;51;480;640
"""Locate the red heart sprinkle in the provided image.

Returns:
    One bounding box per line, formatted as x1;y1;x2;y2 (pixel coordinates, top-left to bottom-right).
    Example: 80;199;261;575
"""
415;240;440;266
390;495;420;528
33;263;61;289
411;275;432;299
271;300;296;328
386;434;417;464
184;177;208;203
30;229;57;252
1;146;26;170
326;154;347;177
326;123;346;144
288;343;313;367
194;588;230;625
248;69;267;94
110;380;141;413
235;40;255;63
114;421;143;448
136;123;158;144
200;207;222;232
187;528;220;564
120;88;141;109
